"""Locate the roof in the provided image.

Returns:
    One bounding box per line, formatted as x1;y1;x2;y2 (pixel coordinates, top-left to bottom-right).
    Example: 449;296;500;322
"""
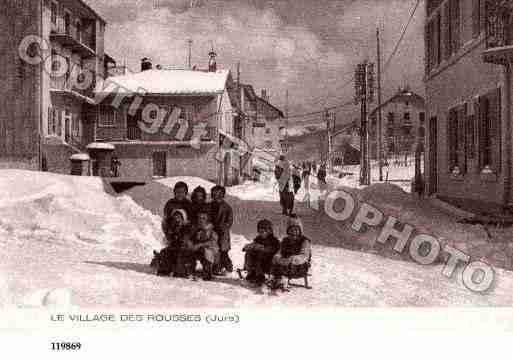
70;153;91;161
256;96;285;118
68;0;107;24
369;89;425;117
87;142;115;150
96;69;231;96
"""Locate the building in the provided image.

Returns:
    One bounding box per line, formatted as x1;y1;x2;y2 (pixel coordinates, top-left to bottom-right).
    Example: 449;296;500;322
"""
0;0;114;172
424;0;513;211
369;88;426;160
93;56;245;186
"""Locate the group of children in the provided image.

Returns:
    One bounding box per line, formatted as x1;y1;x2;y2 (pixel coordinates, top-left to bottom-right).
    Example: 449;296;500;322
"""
156;181;312;290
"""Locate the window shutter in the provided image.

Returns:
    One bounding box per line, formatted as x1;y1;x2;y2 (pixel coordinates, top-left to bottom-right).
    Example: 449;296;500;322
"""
435;13;441;65
451;0;460;51
478;96;490;170
48;107;52;135
491;88;502;173
443;1;452;59
426;22;433;74
461;104;468;173
472;0;481;37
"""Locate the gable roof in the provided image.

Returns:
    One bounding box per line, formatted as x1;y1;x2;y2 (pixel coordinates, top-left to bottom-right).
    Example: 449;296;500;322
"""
96;69;231;96
369;89;425;118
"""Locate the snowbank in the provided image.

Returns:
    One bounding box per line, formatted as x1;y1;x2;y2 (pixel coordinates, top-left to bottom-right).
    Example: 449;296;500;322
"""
0;170;163;258
158;176;217;193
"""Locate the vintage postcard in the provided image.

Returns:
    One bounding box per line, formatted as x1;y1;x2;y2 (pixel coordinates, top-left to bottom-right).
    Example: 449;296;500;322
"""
1;0;513;356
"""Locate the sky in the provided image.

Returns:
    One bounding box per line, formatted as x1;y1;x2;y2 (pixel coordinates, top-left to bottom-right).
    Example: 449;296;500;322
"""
84;0;425;125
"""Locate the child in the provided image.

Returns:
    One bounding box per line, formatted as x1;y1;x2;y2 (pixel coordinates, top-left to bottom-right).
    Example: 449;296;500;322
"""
185;211;219;281
162;181;193;234
270;215;311;290
242;219;280;286
190;186;210;227
159;209;193;277
210;185;234;274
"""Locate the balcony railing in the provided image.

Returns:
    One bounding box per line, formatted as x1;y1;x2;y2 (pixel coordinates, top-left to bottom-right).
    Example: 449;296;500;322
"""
50;23;96;58
127;127;142;140
50;70;96;103
483;1;513;64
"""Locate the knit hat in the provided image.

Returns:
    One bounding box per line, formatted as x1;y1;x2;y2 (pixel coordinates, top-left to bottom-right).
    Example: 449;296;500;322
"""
257;219;274;233
192;186;207;201
286;215;303;235
171;208;189;224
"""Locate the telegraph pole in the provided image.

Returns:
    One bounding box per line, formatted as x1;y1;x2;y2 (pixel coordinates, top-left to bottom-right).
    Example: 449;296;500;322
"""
355;61;374;185
377;26;384;181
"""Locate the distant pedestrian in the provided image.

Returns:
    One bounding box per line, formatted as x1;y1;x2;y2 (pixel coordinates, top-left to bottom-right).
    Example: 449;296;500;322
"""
110;156;121;177
275;155;294;216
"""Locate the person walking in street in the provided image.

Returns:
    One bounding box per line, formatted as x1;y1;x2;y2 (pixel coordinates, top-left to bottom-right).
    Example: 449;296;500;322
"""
302;162;312;208
275;155;294;216
317;162;327;192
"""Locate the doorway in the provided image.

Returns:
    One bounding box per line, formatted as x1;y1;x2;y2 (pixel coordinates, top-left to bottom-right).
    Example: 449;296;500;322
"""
152;151;167;177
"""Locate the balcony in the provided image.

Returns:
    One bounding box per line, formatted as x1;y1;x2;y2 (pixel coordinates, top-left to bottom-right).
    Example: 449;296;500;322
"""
127;127;142;141
50;71;97;104
483;1;513;65
50;22;96;58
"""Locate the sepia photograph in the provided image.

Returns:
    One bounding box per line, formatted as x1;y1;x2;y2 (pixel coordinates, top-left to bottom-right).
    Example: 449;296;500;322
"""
1;0;513;355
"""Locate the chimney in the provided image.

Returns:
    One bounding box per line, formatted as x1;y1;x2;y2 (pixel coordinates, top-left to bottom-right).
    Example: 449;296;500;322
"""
208;49;217;72
141;57;152;71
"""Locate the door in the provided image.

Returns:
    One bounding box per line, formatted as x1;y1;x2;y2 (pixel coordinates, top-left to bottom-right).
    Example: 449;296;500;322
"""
428;116;438;195
152;151;167;177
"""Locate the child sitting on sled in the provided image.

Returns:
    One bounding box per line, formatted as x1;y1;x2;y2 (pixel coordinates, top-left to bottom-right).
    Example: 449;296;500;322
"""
269;215;311;290
157;209;193;277
184;211;219;281
241;219;280;286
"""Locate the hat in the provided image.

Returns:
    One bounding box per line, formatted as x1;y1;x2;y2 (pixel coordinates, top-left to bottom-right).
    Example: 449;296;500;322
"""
286;215;303;235
257;219;273;232
171;208;189;224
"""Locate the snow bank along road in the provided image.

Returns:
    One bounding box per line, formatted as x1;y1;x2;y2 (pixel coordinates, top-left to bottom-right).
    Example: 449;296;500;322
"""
1;170;513;308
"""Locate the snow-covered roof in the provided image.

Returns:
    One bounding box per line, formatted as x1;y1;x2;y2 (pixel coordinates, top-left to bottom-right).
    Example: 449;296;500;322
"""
70;153;91;161
97;69;230;95
86;142;115;150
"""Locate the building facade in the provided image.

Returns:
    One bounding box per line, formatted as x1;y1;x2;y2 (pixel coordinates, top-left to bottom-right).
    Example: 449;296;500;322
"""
94;59;244;185
0;0;114;173
369;89;426;161
424;0;513;210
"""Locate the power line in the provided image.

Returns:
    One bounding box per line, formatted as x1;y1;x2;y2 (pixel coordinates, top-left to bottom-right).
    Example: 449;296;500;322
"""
382;0;421;74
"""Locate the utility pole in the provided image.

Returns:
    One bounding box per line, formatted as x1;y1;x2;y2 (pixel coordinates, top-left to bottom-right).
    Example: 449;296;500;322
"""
187;39;193;69
355;61;374;185
285;89;289;153
377;26;384;181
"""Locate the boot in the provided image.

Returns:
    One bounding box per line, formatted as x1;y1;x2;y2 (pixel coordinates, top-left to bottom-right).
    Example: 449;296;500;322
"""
202;262;213;281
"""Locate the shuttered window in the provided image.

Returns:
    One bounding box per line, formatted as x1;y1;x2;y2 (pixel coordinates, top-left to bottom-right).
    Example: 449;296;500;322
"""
448;109;458;171
472;0;481;38
443;1;452;59
478;88;502;172
451;0;460;52
48;107;57;135
457;104;467;174
98;106;116;127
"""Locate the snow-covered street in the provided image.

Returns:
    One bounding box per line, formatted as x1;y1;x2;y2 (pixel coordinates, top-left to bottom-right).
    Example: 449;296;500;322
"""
1;169;513;309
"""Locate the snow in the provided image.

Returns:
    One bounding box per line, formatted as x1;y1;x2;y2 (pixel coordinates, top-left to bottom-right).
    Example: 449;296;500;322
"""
1;170;513;309
98;69;230;95
86;142;115;150
158;176;217;193
70;153;91;161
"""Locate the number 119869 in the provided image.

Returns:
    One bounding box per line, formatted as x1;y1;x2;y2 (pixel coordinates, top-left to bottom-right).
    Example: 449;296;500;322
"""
51;342;82;351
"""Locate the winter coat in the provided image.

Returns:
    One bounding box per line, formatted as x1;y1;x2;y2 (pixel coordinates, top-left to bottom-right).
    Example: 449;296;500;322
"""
190;201;211;226
164;223;194;250
162;198;193;233
243;234;280;255
186;223;219;252
277;235;311;266
210;200;234;252
274;160;291;191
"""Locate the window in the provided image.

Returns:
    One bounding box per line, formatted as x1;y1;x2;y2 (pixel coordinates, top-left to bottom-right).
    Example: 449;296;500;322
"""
48;107;57;135
478;89;502;172
64;10;71;35
448;104;470;174
72;113;80;138
472;0;482;38
447;108;459;172
265;127;271;135
98;106;117;127
51;1;58;26
76;19;82;41
443;0;460;60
